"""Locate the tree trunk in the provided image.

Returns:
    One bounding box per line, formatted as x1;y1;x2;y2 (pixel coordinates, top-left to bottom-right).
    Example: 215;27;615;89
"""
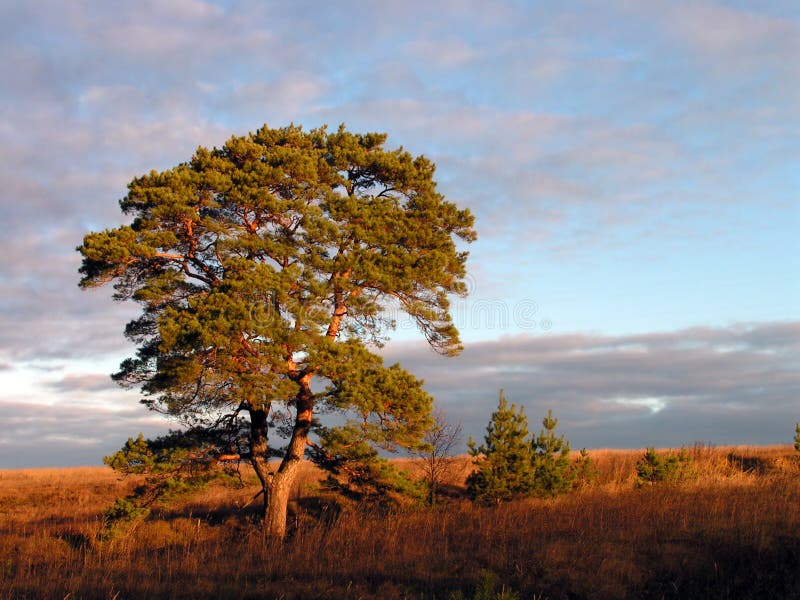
264;468;294;539
263;379;315;539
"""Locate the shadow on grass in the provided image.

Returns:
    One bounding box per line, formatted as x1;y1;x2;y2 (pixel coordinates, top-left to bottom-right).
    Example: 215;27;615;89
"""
726;453;771;475
641;536;800;600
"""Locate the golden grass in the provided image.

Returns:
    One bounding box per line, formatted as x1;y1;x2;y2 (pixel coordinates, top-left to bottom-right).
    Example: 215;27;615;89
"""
1;446;798;599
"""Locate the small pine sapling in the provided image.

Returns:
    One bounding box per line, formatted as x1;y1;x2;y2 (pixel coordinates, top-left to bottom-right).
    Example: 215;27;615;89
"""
636;447;692;486
466;390;534;504
530;409;575;497
573;448;598;488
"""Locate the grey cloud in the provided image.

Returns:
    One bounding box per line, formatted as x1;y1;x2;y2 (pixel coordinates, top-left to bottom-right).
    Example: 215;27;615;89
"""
0;310;138;364
0;228;140;363
381;321;800;450
0;401;171;468
2;320;796;467
3;0;795;243
47;373;117;394
312;80;781;252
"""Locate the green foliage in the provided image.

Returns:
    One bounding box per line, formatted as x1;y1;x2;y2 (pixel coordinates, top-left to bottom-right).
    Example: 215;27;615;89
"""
318;347;436;455
448;570;522;600
467;392;582;504
311;425;426;506
794;423;800;454
530;409;575;497
466;391;534;504
104;431;214;475
101;430;235;540
101;498;150;541
573;447;598;488
78;123;475;532
636;447;693;486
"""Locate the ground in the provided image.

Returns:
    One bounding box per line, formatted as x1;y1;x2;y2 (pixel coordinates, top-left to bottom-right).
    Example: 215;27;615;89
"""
1;446;798;599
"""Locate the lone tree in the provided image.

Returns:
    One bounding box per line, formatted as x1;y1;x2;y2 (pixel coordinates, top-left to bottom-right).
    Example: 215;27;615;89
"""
78;123;475;538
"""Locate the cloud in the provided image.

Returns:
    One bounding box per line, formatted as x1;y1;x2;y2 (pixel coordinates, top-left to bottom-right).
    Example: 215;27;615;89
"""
0;400;170;468
215;75;329;124
406;39;481;68
0;255;140;363
47;373;117;394
0;0;796;466
4;1;285;85
2;317;797;467
381;320;800;449
312;94;722;261
659;2;800;66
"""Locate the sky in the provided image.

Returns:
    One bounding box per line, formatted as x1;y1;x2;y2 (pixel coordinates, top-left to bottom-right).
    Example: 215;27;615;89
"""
0;0;798;468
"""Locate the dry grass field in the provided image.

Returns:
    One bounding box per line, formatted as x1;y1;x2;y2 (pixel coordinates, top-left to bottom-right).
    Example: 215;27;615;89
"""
1;445;799;599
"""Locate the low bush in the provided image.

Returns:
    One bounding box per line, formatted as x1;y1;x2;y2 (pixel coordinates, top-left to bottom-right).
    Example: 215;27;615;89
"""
636;447;692;485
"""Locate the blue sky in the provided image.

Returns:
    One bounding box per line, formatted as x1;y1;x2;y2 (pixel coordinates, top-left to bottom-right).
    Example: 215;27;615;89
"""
0;0;797;467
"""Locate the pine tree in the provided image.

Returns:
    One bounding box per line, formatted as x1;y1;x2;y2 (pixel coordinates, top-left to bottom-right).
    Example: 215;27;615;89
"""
77;123;475;538
466;390;534;504
530;409;575;497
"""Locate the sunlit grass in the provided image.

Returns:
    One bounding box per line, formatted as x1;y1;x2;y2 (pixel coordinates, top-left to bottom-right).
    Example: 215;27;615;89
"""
1;446;798;598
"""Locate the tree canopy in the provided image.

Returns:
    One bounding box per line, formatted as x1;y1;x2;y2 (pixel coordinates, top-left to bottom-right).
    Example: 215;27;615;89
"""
78;123;475;538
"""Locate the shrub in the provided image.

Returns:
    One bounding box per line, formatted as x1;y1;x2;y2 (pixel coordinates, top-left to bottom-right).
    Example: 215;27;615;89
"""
413;408;463;506
448;570;522;600
636;447;692;485
794;423;800;454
